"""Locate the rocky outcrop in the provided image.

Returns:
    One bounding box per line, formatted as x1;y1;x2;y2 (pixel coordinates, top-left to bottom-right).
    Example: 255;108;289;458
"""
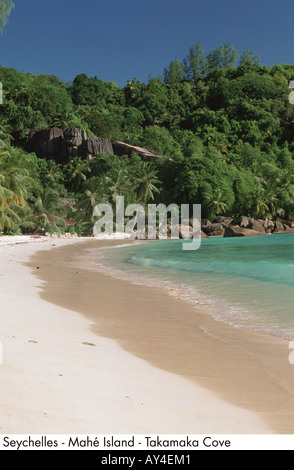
201;217;233;236
202;222;225;237
63;127;88;158
248;220;266;234
26;127;64;162
84;136;114;160
11;128;162;163
11;127;113;163
112;141;162;162
214;216;233;228
234;216;250;228
202;216;294;238
224;226;265;237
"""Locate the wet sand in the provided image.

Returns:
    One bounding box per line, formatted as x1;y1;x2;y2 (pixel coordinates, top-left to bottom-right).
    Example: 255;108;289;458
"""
23;239;294;434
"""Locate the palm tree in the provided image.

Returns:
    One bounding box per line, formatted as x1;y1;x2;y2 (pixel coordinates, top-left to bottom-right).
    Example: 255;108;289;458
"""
0;121;13;144
104;166;134;205
207;189;228;216
254;195;270;218
40;160;64;186
255;175;284;218
263;189;279;217
253;181;278;218
0;145;38;232
131;161;161;204
0;176;20;231
65;157;90;192
127;161;161;235
21;186;73;234
276;169;294;197
52;111;79;130
74;176;109;234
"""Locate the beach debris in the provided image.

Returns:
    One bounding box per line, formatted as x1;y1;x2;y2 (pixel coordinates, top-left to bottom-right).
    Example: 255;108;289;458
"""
82;342;96;347
28;340;38;344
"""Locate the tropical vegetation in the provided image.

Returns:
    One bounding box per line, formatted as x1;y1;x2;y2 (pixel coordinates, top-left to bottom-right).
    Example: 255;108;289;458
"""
1;34;294;235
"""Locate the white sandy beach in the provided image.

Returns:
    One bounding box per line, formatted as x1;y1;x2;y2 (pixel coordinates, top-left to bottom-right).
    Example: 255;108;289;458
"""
0;236;275;434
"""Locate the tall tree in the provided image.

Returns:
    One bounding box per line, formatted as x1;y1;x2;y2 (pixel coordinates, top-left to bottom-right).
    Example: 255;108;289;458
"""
24;187;71;234
0;144;38;232
183;42;206;83
64;157;90;192
239;50;261;67
131;161;161;204
0;0;14;33
164;57;185;84
74;175;109;232
207;42;238;72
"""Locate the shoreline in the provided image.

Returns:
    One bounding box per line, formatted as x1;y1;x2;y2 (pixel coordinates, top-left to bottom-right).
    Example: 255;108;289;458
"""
27;239;294;433
1;236;294;434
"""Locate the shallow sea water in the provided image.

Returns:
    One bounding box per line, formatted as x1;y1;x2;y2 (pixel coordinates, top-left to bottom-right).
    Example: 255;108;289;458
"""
92;233;294;340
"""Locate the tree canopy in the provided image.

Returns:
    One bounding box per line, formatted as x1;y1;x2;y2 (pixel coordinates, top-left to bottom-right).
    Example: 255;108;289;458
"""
1;40;294;235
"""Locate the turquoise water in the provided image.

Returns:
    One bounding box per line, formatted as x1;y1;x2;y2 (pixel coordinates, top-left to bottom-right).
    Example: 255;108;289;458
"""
94;233;294;340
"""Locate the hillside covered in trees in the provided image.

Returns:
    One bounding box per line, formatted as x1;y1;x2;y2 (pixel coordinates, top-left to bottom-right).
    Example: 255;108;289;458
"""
1;41;294;235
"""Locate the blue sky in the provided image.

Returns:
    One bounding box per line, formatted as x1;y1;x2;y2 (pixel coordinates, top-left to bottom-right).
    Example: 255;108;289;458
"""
0;0;294;87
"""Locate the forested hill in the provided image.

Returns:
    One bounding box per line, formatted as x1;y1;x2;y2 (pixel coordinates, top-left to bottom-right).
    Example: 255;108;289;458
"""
1;42;294;235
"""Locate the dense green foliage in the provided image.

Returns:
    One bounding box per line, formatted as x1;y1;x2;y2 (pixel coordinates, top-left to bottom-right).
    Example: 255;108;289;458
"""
1;41;294;235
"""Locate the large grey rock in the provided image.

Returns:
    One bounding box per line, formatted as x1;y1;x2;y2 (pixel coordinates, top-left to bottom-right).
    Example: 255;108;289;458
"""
249;220;266;233
203;223;225;237
213;216;233;228
112;141;162;162
274;220;285;232
63;127;87;147
224;226;265;237
12;128;164;163
201;219;212;231
234;216;251;228
84;136;114;159
63;127;88;158
27;127;64;161
263;218;275;233
13;127;114;162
